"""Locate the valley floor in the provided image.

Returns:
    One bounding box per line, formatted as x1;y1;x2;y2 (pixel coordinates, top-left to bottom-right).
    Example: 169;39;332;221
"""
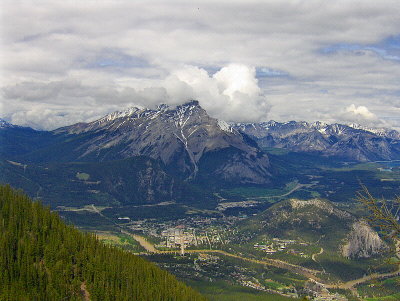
130;233;400;290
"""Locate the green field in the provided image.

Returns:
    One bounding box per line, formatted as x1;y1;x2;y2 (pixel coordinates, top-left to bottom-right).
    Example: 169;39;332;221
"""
96;231;146;252
186;280;300;301
221;181;299;199
358;276;400;300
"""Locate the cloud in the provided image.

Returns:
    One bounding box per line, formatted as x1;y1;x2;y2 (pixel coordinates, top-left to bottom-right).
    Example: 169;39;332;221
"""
163;64;269;122
1;1;400;129
344;104;377;120
256;67;290;78
213;64;260;98
2;64;270;129
332;104;389;127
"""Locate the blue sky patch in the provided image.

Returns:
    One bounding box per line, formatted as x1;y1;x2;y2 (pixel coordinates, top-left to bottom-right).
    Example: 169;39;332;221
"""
320;35;400;62
83;48;149;69
256;67;289;78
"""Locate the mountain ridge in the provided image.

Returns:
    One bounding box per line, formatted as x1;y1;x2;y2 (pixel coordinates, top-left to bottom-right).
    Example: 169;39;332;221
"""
1;101;271;186
3;103;400;165
233;120;400;161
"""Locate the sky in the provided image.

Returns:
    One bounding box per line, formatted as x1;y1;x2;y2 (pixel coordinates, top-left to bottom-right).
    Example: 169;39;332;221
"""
1;0;400;130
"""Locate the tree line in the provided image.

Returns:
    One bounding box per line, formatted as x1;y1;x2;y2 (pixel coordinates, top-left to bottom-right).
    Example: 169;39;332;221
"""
0;185;206;300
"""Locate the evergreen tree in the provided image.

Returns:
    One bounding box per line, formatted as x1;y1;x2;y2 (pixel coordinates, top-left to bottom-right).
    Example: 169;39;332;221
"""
0;185;206;301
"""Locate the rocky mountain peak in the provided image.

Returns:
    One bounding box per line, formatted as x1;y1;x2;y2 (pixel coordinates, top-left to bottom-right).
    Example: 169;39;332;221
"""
156;103;170;111
47;101;272;185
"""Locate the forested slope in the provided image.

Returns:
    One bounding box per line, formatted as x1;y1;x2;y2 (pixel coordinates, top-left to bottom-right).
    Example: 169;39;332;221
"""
0;185;206;301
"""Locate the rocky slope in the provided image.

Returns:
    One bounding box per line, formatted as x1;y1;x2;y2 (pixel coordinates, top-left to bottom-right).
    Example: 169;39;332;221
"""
54;101;271;184
341;220;387;258
233;121;400;162
3;101;271;185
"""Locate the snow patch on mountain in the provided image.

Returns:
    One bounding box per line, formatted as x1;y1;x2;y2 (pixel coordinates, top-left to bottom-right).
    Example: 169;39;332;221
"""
348;123;400;139
99;106;146;123
217;119;233;133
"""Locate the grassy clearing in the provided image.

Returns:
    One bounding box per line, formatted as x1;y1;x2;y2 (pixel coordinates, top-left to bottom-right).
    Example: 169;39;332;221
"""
186;280;299;301
76;172;90;180
221;181;299;199
95;231;145;252
264;279;285;290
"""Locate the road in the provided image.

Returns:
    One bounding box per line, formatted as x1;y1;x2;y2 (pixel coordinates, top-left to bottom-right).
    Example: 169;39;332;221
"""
129;233;400;290
250;183;306;200
325;266;400;289
128;233;322;281
90;204;400;291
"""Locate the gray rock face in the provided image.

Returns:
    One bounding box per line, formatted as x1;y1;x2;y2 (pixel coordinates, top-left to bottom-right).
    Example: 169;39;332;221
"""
342;220;387;258
54;101;271;185
233;121;400;161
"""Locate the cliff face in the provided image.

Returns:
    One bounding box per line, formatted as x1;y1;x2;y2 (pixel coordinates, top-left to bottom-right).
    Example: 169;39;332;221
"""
342;220;387;258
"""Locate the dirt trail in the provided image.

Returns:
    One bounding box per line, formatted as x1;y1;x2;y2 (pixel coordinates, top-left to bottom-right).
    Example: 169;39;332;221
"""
312;248;324;262
80;282;90;301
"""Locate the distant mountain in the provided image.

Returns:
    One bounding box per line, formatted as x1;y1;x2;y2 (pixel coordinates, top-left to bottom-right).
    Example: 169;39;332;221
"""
15;101;271;185
347;123;400;140
0;102;275;213
0;118;56;158
233;121;400;161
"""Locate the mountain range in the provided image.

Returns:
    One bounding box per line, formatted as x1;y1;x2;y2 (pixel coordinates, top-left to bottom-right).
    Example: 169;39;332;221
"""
1;101;400;208
233;121;400;162
1;101;271;186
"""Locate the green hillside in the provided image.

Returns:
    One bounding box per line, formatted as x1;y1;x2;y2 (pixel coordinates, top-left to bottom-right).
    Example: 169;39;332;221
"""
0;185;206;301
0;157;212;208
231;198;395;282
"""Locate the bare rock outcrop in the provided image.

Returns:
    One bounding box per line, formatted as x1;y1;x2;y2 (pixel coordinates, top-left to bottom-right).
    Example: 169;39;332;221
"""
342;220;387;258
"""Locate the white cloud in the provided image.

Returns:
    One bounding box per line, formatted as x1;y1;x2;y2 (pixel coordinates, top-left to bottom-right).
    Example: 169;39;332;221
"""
213;64;260;98
344;104;377;120
1;0;400;129
163;64;269;122
2;64;269;129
